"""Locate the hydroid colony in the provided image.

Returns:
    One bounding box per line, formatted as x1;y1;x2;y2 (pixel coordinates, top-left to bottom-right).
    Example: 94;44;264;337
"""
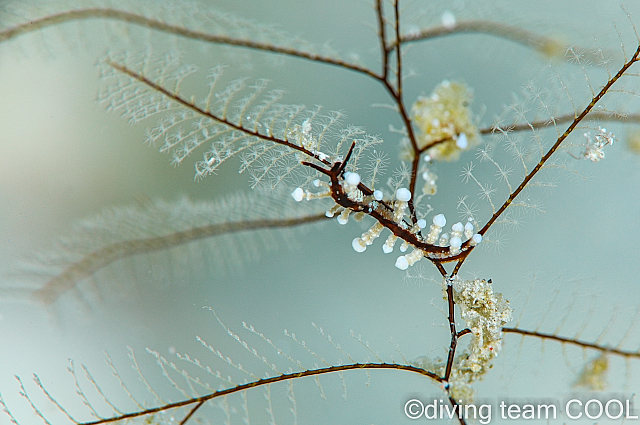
1;0;640;424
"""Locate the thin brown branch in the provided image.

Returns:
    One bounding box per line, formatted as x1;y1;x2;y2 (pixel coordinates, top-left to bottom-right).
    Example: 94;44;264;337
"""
33;213;329;305
408;150;422;211
400;20;565;58
503;327;640;359
449;397;468;425
479;111;640;135
375;0;389;80
373;1;418;156
389;0;420;222
435;262;448;277
79;363;442;425
457;328;471;338
444;281;458;381
179;400;205;425
1;9;380;80
393;0;403;98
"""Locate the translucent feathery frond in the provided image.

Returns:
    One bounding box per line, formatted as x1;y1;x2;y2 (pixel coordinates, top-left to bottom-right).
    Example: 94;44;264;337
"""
98;54;382;189
10;189;330;305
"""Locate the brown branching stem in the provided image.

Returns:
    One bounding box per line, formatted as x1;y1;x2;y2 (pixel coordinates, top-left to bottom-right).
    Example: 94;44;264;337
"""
79;363;442;425
0;9;381;80
393;0;403;100
179;400;205;425
373;0;420;219
400;20;568;61
375;0;389;81
503;327;640;358
444;282;458;381
479;111;640;135
455;327;640;358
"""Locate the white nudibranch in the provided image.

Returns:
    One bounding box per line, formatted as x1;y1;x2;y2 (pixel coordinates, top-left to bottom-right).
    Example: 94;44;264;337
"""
325;204;341;218
337;209;351;225
351;222;385;253
291;186;331;202
449;236;462;254
395;248;424;270
393;188;412;223
426;213;446;244
464;222;474;239
450;222;464;254
383;234;398;253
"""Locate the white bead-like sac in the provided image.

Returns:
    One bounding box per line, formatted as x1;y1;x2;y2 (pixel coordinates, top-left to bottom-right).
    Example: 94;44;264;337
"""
456;132;468;149
396;188;412;202
441;10;456;29
373;189;383;201
345;172;361;186
450;236;462;249
400;240;409;252
395;256;409;270
433;214;446;228
291;188;304;202
417;219;427;229
313;179;321;187
352;237;366;253
470;233;483;246
452;222;464;233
